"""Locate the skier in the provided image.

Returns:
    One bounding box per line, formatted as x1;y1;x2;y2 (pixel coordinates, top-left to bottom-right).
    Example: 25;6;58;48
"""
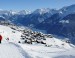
0;35;2;43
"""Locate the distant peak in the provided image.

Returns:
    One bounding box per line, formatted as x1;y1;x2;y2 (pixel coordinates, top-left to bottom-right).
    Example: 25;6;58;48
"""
33;8;57;14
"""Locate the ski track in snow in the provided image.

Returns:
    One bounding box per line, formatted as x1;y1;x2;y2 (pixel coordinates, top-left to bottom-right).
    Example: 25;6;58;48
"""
0;43;31;58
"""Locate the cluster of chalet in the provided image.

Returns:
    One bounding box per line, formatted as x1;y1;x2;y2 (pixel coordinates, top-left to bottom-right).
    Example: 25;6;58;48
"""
20;29;53;44
0;20;70;46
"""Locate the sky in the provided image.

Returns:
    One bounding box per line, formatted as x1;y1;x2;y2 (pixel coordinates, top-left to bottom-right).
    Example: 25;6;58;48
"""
0;0;75;11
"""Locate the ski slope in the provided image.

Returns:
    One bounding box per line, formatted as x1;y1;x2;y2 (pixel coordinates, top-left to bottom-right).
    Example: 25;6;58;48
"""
19;44;75;58
0;43;31;58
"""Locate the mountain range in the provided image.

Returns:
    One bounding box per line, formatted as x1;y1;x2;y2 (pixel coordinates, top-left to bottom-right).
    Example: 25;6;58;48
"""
0;4;75;44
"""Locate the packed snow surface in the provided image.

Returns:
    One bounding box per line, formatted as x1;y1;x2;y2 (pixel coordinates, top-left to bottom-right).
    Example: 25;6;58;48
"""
20;44;75;58
0;43;31;58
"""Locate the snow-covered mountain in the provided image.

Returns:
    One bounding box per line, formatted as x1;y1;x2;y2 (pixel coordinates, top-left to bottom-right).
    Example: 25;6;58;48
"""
0;4;75;45
0;4;75;17
0;24;75;58
1;4;75;58
0;24;73;48
0;10;31;15
59;4;75;15
33;8;58;14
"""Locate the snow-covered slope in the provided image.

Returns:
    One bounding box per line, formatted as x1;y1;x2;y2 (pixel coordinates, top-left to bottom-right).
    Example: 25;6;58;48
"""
0;25;22;43
0;25;74;48
0;25;75;58
43;37;72;49
0;43;31;58
19;43;75;58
